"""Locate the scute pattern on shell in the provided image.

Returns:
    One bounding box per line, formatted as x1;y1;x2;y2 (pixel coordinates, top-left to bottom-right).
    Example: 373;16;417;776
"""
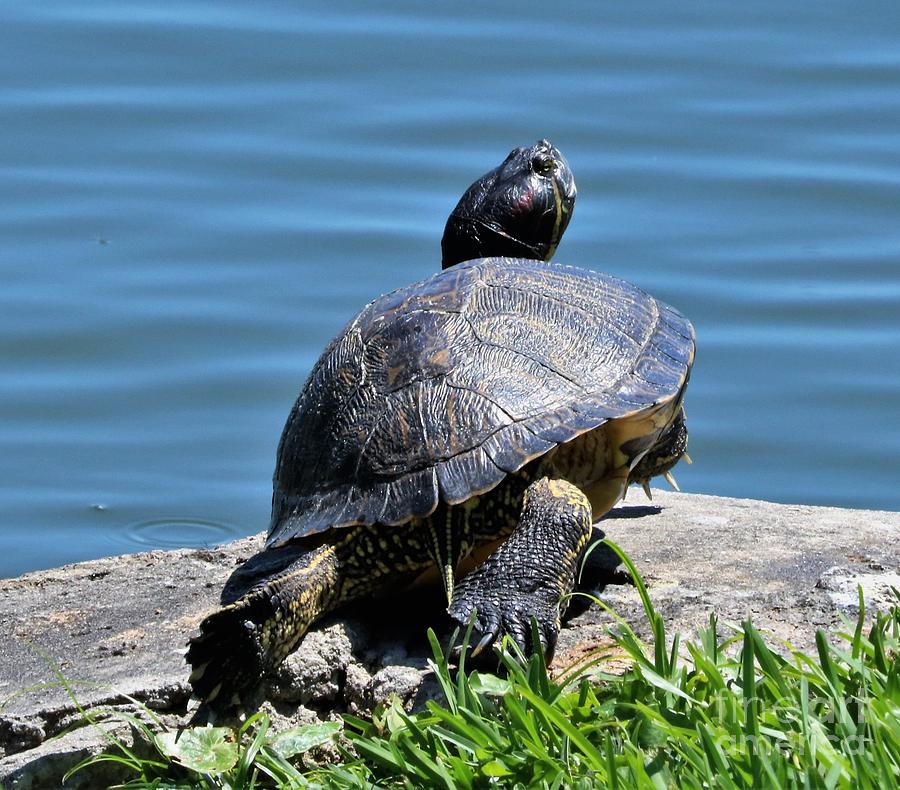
268;258;694;547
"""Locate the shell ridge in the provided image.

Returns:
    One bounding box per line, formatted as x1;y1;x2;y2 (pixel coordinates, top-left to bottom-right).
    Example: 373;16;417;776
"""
460;311;588;392
474;273;656;354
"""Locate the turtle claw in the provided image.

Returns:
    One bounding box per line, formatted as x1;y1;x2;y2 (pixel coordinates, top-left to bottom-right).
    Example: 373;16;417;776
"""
448;594;560;667
471;630;496;658
663;471;680;491
641;480;653;500
448;609;501;661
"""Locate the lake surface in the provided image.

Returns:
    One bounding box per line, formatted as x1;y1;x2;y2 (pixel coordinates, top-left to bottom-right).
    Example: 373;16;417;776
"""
2;1;898;578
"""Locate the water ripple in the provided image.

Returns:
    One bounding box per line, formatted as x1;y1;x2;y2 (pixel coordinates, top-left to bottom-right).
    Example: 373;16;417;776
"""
115;518;243;552
1;1;898;577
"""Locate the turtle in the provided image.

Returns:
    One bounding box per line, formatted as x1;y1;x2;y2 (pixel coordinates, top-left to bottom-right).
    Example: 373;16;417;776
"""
187;140;695;711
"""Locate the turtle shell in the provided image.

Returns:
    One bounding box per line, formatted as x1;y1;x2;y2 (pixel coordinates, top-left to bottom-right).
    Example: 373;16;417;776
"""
268;257;694;547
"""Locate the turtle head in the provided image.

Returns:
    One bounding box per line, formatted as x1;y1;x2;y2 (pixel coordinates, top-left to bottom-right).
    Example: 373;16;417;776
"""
441;139;576;269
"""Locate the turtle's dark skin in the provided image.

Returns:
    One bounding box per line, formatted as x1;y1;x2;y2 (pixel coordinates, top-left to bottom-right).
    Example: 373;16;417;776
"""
187;140;694;712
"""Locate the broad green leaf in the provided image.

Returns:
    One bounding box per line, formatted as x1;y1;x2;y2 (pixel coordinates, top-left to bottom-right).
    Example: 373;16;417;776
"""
469;672;512;696
271;720;342;758
156;727;239;774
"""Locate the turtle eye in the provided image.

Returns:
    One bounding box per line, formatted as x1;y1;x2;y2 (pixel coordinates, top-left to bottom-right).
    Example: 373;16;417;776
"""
531;153;555;175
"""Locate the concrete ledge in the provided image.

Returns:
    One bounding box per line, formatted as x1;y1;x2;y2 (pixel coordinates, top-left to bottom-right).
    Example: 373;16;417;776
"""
1;491;898;787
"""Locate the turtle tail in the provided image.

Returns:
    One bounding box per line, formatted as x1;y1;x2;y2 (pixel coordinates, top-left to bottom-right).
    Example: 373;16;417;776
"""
187;542;342;715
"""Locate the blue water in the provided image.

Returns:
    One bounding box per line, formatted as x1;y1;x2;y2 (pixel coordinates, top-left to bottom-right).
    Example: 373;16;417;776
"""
2;1;899;578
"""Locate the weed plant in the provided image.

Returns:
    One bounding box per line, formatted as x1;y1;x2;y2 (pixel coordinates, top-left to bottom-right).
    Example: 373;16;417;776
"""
68;541;899;789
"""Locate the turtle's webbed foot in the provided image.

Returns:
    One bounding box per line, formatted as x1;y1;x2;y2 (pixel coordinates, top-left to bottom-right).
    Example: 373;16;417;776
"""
448;477;593;665
187;543;339;717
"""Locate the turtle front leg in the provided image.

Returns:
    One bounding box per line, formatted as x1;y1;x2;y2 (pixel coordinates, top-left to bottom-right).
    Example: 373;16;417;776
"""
448;477;592;662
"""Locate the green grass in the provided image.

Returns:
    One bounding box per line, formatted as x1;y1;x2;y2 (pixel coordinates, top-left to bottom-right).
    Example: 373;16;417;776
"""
69;542;899;789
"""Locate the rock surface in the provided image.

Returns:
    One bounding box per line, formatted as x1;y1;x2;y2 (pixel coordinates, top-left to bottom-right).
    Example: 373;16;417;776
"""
1;490;897;787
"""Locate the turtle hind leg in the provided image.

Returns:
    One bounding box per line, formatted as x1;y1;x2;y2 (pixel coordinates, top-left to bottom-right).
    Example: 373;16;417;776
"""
187;596;271;714
219;540;314;605
447;477;593;662
187;540;343;716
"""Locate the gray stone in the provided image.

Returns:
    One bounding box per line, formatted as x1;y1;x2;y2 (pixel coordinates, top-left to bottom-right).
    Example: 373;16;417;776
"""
1;491;898;787
816;565;900;612
0;716;154;790
342;663;376;715
0;718;44;758
369;665;431;708
270;622;358;706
